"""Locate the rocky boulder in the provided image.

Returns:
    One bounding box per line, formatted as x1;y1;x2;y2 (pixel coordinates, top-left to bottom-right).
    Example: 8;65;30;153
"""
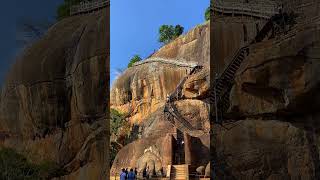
196;166;205;175
151;22;210;66
111;22;210;176
0;8;109;180
211;2;320;179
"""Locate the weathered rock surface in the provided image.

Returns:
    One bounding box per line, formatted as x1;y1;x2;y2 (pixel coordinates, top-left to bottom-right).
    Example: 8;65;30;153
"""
213;119;319;179
111;22;210;125
230;28;320;116
111;22;210;176
211;0;320;179
183;68;209;99
0;8;109;180
205;162;210;177
151;22;210;66
196;166;205;175
111;60;194;124
111;104;210;174
111;134;174;175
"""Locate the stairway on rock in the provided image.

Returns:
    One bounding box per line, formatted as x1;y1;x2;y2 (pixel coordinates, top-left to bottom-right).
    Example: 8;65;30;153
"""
209;14;287;123
170;165;188;180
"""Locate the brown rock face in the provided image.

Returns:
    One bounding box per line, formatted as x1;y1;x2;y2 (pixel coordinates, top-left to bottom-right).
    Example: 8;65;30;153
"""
111;22;210;176
111;134;175;175
212;0;320;179
213;120;319;179
151;22;210;66
231;32;320;116
0;8;109;180
183;68;209;99
111;23;210;125
111;61;193;124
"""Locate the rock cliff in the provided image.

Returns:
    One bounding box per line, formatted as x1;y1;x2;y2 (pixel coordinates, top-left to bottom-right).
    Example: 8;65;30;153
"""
211;0;320;179
110;22;210;176
111;22;210;124
0;7;109;180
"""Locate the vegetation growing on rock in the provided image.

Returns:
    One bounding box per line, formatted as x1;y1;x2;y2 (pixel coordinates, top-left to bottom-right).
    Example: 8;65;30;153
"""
110;108;142;167
158;25;184;44
0;148;66;179
205;7;210;21
127;55;142;68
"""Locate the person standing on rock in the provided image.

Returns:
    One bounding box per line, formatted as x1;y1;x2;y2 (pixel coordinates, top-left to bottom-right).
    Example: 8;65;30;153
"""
120;168;127;180
128;168;136;180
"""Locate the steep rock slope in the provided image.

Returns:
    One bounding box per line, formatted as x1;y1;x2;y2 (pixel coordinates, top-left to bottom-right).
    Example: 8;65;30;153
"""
211;0;320;179
0;8;109;180
151;22;210;66
111;22;210;175
111;22;210;124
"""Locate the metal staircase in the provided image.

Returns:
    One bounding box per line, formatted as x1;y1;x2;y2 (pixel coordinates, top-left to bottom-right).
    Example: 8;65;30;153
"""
212;0;279;19
209;12;281;109
164;13;285;130
210;14;287;124
70;0;110;15
164;65;205;137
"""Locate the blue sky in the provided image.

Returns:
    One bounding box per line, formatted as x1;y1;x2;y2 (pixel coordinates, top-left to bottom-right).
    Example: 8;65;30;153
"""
0;0;62;86
110;0;209;85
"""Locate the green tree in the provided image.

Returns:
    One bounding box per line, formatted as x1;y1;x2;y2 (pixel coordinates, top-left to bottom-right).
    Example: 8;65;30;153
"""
174;25;184;38
205;7;211;21
158;24;184;44
110;108;126;135
127;55;142;68
57;3;70;20
110;108;127;166
0;148;66;179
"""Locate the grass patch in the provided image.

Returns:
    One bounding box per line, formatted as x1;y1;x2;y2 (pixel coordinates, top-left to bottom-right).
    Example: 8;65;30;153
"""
0;147;66;179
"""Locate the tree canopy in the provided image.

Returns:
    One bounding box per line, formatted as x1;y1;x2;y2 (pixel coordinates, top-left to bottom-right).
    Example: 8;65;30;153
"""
158;25;184;44
0;148;66;179
205;6;211;21
127;55;142;68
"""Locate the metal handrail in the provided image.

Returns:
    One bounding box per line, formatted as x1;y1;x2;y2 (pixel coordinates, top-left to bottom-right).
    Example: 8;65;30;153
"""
212;0;279;19
216;46;248;84
70;0;110;15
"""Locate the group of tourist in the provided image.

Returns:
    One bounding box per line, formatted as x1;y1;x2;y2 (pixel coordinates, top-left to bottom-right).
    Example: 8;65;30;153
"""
120;168;137;180
120;166;157;180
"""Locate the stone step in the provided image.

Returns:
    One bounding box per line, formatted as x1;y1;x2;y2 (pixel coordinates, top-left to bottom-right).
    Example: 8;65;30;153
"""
172;174;186;176
171;176;186;178
172;169;186;172
171;174;186;176
170;165;188;180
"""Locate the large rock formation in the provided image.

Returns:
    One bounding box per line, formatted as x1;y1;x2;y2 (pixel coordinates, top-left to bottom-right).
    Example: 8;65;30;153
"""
111;22;210;124
110;22;210;176
211;0;320;179
0;7;109;180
